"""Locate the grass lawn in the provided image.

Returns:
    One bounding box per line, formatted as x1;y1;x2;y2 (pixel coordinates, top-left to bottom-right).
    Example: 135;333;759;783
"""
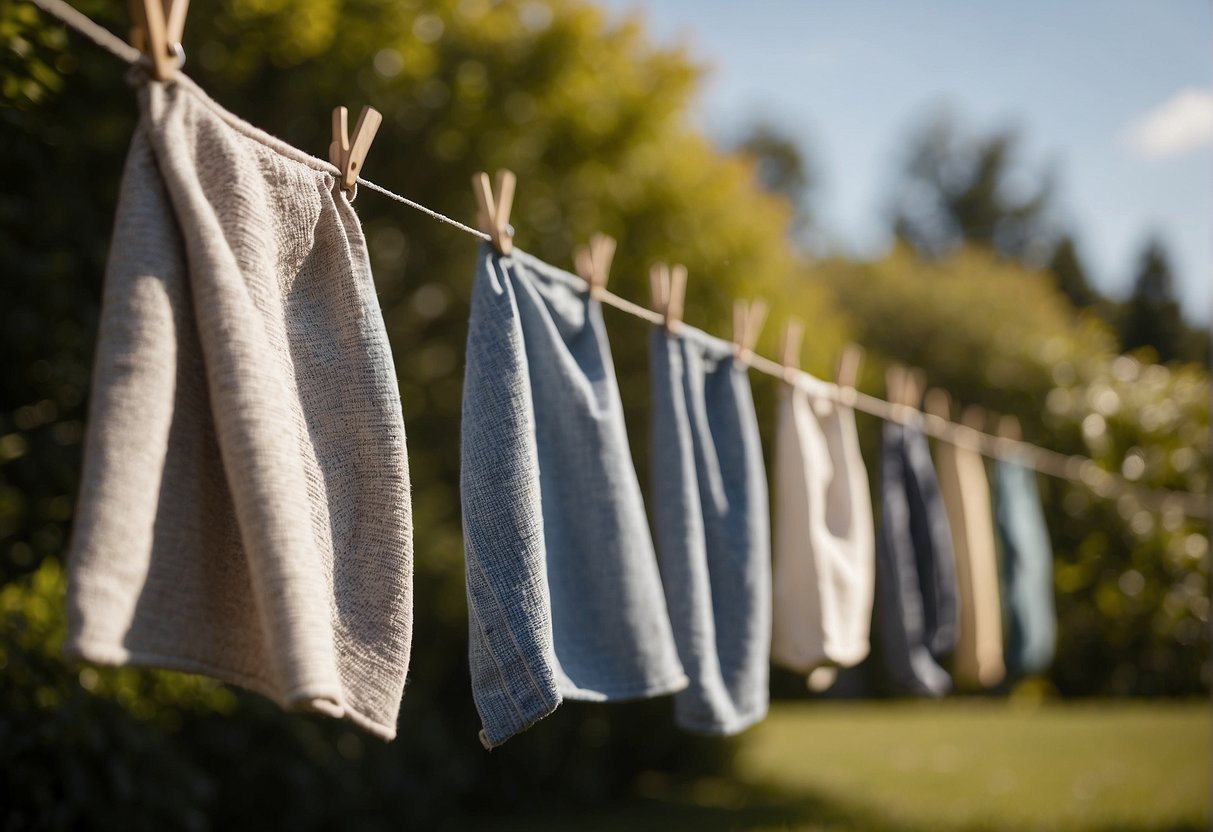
474;700;1209;831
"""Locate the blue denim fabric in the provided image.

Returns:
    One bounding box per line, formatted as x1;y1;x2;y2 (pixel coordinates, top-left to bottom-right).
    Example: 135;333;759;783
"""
995;459;1056;676
649;326;771;735
462;246;687;749
873;419;958;696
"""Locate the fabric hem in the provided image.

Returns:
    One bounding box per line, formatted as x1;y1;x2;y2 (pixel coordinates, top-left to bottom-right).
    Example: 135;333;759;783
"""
559;671;690;703
477;696;562;750
466;561;563;749
771;649;830;675
675;705;768;738
772;646;870;675
467;585;562;750
65;637;397;741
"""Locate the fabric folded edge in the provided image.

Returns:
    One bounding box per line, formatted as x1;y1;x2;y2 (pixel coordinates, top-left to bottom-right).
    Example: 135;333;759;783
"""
64;637;399;740
462;248;564;749
466;571;562;749
557;670;690;703
675;703;769;738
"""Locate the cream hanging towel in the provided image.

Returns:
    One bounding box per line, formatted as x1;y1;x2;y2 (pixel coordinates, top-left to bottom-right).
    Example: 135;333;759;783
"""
771;381;875;679
935;435;1004;690
65;77;414;740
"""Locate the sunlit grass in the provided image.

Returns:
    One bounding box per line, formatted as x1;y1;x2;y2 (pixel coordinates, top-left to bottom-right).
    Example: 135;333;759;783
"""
474;699;1209;831
736;699;1209;831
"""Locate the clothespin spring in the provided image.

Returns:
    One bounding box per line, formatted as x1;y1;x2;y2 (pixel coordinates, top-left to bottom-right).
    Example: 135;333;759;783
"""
129;0;189;82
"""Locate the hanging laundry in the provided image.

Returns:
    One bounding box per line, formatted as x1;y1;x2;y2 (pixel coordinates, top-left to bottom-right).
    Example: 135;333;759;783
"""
995;458;1057;677
936;435;1006;690
461;247;687;750
65;78;413;740
649;326;771;735
872;420;958;696
771;380;875;681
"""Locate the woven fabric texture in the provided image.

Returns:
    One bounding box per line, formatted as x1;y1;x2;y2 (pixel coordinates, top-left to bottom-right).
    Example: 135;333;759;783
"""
649;326;771;736
66;77;413;740
461;247;685;749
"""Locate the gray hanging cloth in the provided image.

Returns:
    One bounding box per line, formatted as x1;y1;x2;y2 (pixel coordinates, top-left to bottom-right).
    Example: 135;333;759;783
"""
66;77;414;740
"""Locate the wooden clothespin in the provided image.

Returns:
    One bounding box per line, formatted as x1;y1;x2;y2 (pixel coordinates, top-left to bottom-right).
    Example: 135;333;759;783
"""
837;342;863;385
129;0;190;82
903;367;927;409
780;318;804;384
472;170;516;255
574;233;616;298
832;343;862;405
649;263;687;334
962;405;988;454
961;404;987;432
732;299;768;363
923;388;952;421
329;106;383;195
997;414;1022;442
885;364;906;410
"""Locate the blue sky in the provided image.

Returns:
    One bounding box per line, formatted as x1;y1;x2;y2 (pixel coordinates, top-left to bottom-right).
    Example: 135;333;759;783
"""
599;0;1211;322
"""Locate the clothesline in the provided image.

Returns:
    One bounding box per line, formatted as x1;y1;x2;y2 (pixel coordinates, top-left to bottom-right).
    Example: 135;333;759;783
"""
25;0;1210;521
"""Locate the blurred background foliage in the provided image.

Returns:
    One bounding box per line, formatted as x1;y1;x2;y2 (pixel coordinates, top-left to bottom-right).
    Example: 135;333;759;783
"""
0;0;1208;827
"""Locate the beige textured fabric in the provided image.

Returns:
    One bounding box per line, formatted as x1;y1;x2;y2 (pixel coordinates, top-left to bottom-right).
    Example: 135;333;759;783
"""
771;382;875;676
935;439;1004;690
65;76;413;739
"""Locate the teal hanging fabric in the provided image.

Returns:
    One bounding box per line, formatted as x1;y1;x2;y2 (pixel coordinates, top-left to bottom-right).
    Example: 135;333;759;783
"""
995;459;1057;676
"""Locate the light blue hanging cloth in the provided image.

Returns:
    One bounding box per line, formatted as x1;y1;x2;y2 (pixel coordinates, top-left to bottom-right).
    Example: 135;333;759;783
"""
461;246;686;749
649;325;771;735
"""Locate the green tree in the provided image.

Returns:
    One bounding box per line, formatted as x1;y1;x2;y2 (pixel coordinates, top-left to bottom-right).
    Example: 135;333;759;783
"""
1;0;835;824
1041;357;1209;696
2;0;1209;826
733;121;815;244
1118;237;1191;365
1047;232;1097;310
890;114;1054;262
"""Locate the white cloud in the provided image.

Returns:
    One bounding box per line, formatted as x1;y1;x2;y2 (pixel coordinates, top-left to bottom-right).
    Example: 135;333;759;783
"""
1126;88;1213;159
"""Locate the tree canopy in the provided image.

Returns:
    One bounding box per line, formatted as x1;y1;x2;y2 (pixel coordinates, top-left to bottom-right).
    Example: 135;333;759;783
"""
1047;232;1097;311
1118;236;1207;365
889;114;1054;263
1;0;1208;826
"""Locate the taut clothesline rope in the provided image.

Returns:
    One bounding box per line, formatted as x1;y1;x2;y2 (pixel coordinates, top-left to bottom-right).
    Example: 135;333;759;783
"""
25;0;1210;520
